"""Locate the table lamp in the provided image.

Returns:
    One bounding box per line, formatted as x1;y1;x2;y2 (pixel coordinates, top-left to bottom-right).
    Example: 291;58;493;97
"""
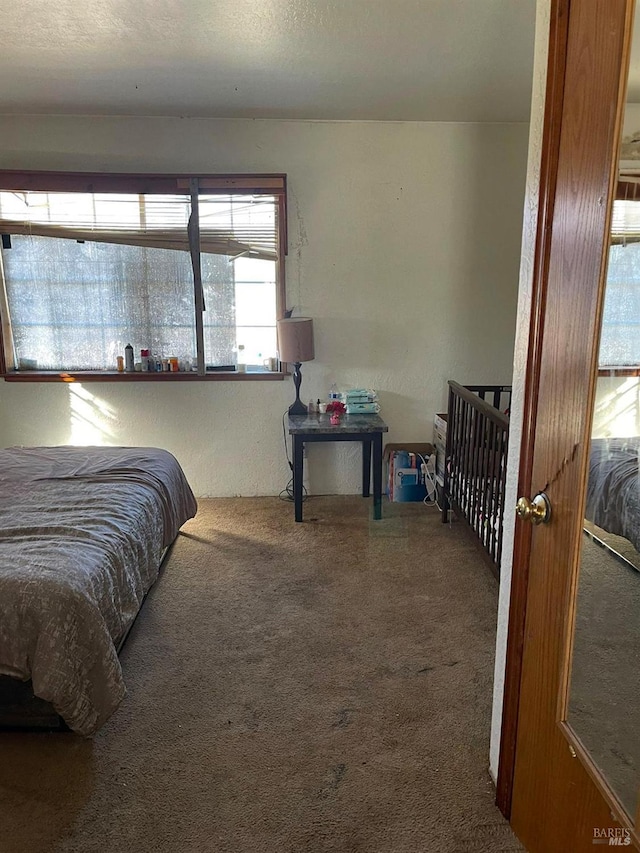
277;317;315;416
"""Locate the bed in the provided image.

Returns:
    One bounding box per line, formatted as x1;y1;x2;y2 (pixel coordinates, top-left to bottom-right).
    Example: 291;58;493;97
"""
441;382;511;576
0;445;197;735
585;436;640;563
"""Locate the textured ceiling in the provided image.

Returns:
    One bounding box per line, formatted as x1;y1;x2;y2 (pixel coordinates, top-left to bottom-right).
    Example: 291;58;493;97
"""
0;0;537;122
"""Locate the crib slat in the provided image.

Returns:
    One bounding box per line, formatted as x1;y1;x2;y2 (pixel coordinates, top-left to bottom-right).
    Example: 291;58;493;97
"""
444;381;510;576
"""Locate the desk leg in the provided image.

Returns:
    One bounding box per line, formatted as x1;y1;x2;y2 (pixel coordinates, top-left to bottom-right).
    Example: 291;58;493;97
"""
362;438;372;497
372;432;383;520
293;435;304;522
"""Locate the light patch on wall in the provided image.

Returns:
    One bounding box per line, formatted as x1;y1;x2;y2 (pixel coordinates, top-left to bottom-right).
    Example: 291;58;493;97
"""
593;376;640;438
68;383;116;445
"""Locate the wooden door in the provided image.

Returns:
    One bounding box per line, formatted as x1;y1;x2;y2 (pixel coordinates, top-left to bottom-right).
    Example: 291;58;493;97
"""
508;0;640;850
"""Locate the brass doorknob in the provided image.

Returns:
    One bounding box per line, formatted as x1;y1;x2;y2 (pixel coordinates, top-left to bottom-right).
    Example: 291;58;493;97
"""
516;492;552;525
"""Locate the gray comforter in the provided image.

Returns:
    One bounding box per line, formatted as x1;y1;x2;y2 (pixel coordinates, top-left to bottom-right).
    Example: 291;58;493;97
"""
586;437;640;554
0;446;197;735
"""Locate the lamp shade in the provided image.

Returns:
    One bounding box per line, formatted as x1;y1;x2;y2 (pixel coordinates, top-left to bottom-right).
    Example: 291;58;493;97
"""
277;317;315;363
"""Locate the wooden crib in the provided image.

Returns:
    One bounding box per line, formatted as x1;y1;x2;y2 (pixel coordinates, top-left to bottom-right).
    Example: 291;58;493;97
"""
441;382;511;577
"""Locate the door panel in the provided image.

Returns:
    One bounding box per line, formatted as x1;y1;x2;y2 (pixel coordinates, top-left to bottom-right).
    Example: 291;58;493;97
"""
569;518;640;820
510;1;639;850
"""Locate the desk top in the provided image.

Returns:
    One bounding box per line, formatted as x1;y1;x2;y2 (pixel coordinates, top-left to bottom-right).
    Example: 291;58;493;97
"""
287;412;389;434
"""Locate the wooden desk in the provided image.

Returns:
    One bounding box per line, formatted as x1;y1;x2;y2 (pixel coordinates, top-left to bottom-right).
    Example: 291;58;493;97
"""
287;413;389;522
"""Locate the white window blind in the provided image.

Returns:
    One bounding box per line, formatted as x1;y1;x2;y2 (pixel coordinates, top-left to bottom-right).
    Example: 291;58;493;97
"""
0;191;278;260
611;197;640;245
600;197;640;367
600;240;640;367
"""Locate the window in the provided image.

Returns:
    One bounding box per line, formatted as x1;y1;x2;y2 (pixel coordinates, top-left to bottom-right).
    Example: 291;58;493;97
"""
601;241;640;367
0;172;287;379
600;186;640;371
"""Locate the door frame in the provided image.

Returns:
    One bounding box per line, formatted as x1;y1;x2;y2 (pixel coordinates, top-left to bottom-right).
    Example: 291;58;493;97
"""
495;0;570;818
495;0;636;823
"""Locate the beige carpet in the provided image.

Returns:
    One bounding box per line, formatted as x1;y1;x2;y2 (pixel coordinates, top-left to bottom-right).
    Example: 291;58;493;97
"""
0;497;521;853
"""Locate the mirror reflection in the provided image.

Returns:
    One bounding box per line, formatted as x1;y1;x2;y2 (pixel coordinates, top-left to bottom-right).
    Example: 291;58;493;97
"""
567;61;640;820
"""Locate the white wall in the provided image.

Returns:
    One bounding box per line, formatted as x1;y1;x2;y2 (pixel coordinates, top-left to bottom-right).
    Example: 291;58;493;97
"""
622;102;640;138
593;375;640;437
0;116;528;496
489;0;550;781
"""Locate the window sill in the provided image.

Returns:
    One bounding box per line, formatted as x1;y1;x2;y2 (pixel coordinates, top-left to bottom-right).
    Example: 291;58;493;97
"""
598;367;640;376
2;370;286;383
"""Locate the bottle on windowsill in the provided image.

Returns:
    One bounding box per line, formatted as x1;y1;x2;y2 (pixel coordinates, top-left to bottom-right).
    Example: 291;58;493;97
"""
237;344;246;373
124;343;134;373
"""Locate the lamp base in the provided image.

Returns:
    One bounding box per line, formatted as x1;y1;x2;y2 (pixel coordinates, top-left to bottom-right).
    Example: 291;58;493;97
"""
288;398;308;416
288;361;308;416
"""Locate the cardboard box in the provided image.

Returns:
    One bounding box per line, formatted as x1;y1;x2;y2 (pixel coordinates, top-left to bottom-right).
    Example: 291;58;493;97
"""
383;444;434;502
393;467;426;502
434;413;448;447
434;414;448;482
434;412;448;431
383;442;434;462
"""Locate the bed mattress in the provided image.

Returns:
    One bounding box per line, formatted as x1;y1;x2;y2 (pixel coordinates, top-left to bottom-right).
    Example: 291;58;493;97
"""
586;437;640;555
0;446;197;735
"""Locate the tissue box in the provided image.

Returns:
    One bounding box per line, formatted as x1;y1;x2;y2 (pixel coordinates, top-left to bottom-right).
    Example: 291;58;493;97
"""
346;401;380;414
345;388;378;403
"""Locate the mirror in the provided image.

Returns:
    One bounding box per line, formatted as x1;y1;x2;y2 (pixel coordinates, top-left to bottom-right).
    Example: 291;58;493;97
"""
567;14;640;821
